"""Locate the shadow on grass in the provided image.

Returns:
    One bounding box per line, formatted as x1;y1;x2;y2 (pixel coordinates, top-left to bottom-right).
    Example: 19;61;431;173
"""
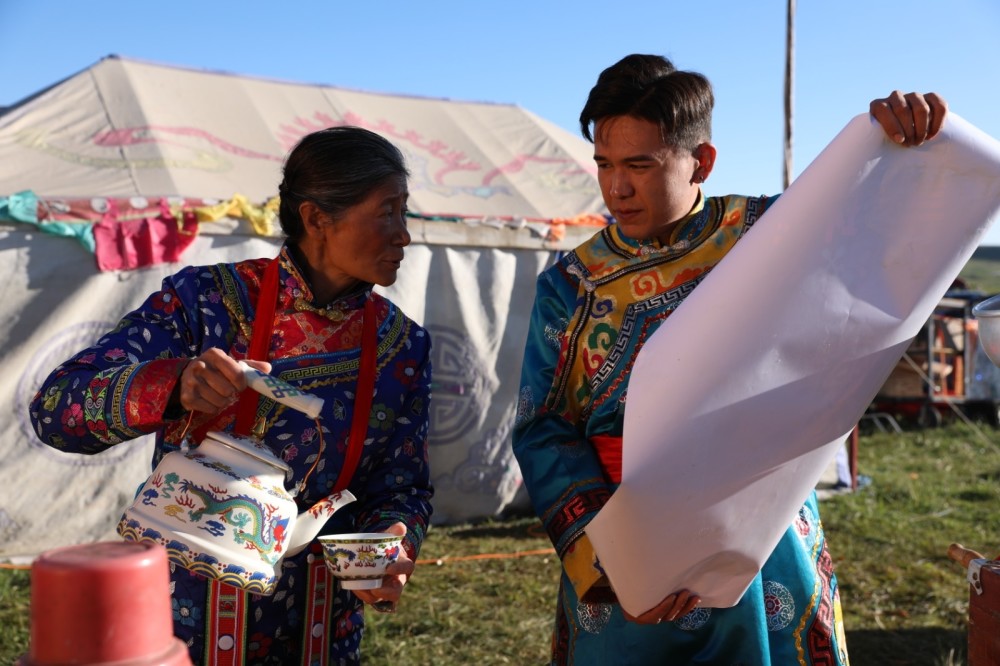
438;514;546;541
846;627;966;666
977;467;1000;482
954;489;994;502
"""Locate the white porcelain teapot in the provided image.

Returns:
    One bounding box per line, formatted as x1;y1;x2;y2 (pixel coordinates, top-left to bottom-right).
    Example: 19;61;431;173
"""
117;364;356;595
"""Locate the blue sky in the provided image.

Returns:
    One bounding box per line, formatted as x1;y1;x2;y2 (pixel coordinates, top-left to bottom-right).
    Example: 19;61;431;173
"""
3;0;1000;242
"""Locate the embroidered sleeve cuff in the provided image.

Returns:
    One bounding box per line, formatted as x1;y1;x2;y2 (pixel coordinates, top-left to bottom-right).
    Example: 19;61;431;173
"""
125;358;189;428
563;533;616;603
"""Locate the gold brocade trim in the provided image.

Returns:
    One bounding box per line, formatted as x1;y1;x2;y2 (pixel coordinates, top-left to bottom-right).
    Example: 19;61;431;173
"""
250;309;411;430
793;518;828;665
218;268;253;341
111;364;146;441
293;297;348;322
794;583;819;666
280;248;372;322
546;195;767;420
211;251;409;436
606;190;711;259
223;292;253;341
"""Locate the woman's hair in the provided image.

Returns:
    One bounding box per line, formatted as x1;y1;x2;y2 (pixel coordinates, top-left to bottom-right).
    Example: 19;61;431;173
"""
277;126;409;242
579;54;714;152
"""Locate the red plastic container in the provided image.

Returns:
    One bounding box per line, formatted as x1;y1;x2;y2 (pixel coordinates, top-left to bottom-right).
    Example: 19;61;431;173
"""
22;540;190;665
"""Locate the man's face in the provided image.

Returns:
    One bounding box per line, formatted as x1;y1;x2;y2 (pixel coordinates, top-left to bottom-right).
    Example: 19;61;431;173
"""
593;115;702;243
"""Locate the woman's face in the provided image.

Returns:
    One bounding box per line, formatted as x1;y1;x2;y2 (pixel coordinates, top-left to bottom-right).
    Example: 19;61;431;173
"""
313;175;411;292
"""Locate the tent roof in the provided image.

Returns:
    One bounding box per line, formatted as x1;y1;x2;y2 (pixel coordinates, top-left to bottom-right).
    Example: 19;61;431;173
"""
0;55;605;220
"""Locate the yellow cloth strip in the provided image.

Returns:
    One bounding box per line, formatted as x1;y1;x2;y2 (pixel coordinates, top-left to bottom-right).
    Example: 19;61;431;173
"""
195;194;281;236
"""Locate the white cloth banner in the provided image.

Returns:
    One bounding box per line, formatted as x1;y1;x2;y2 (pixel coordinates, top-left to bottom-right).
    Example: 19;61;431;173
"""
586;114;1000;614
0;223;581;559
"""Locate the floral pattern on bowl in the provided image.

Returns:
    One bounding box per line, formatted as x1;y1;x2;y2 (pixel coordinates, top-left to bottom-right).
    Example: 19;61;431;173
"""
318;532;403;590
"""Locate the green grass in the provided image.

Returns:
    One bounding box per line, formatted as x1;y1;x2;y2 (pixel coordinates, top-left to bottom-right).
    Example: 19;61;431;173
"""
957;257;1000;295
825;422;1000;666
0;565;30;659
3;423;998;665
365;519;558;664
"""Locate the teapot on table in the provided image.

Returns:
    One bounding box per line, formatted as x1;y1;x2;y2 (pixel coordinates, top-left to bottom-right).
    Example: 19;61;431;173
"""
117;363;356;595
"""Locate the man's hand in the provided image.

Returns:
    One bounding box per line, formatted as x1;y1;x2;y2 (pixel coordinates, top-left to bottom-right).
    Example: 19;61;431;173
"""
870;91;948;147
621;588;701;625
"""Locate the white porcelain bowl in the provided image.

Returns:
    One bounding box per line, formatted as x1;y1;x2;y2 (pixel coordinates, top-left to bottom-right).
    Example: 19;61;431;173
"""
318;532;403;590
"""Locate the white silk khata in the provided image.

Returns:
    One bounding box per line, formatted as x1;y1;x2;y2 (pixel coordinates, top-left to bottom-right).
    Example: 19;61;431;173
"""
586;113;1000;615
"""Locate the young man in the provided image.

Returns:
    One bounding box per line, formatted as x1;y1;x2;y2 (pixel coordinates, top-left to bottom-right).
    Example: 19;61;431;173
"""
512;53;945;664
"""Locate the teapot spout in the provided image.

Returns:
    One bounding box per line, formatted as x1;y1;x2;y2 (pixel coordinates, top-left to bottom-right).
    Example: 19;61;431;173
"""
286;490;357;557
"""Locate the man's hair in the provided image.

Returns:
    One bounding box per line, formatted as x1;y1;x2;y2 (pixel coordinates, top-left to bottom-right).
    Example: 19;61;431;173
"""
579;54;714;151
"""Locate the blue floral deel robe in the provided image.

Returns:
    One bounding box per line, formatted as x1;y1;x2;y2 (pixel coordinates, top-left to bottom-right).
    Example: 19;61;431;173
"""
513;194;850;666
29;245;433;665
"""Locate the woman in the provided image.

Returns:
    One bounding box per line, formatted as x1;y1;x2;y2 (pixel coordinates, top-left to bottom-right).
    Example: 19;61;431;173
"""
512;54;946;665
29;126;433;665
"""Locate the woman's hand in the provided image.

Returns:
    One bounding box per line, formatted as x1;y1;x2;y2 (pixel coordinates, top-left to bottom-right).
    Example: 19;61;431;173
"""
176;348;271;414
870;91;948;147
351;522;415;613
621;588;701;625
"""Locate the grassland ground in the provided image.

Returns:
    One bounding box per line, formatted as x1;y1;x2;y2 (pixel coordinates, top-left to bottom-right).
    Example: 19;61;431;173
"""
3;423;996;665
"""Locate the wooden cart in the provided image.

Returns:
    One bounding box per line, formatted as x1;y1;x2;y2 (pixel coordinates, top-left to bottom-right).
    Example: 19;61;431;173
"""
948;544;1000;665
871;292;1000;427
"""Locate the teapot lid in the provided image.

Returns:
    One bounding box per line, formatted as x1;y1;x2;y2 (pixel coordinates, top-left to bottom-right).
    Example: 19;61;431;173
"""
203;431;292;474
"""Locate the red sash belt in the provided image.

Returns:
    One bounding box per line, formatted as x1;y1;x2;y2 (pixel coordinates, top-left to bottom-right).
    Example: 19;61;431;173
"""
590;434;623;485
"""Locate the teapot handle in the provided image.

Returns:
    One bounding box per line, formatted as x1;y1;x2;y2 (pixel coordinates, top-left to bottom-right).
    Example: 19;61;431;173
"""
238;361;325;419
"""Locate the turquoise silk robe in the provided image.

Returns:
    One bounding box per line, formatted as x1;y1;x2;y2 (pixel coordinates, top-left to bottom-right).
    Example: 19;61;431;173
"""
513;193;850;666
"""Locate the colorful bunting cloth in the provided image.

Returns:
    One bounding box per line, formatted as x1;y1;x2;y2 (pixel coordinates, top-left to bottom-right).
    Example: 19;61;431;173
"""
92;201;199;271
5;190;605;271
1;190;96;252
195;193;280;236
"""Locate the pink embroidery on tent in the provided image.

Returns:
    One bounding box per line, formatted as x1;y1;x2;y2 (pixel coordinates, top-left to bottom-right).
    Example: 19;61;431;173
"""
93;127;281;162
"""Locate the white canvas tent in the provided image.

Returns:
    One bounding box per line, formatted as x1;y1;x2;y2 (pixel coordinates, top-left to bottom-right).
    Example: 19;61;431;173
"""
0;55;608;559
